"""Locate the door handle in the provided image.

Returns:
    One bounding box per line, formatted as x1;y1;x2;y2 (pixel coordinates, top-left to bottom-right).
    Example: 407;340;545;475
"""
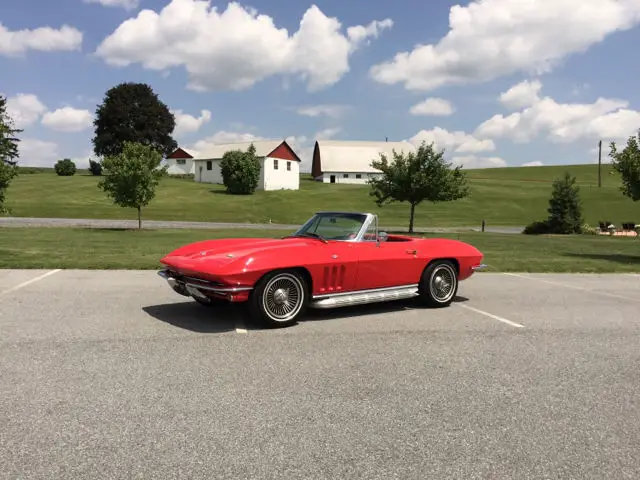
406;249;417;255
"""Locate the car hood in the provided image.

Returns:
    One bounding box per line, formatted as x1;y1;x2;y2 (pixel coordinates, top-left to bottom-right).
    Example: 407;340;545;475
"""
160;236;314;271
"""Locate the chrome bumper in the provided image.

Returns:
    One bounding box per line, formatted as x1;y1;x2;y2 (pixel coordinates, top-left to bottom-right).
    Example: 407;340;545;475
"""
471;264;488;271
157;269;253;298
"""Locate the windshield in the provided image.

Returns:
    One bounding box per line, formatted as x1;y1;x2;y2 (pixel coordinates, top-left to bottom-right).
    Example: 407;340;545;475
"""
291;213;368;241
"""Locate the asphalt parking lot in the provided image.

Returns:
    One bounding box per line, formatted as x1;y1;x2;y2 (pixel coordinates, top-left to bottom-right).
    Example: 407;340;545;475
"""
1;269;639;479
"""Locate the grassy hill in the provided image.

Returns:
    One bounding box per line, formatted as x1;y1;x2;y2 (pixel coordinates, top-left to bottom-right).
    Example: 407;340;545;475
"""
3;163;637;228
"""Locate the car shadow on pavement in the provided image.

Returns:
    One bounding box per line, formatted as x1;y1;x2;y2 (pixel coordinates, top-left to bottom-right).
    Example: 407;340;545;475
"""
142;301;238;333
296;295;470;323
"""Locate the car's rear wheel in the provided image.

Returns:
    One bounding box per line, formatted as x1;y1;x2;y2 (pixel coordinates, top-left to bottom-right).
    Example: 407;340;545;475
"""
249;269;307;328
418;260;458;307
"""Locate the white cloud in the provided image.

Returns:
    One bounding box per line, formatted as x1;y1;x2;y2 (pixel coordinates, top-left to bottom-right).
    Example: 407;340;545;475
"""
409;127;495;154
475;80;640;144
187;130;265;157
452;155;508;169
294;104;349;118
522;161;544;167
172;109;212;137
5;93;47;128
0;23;82;56
314;127;341;140
95;0;392;92
409;97;454;116
15;138;60;167
369;0;640;92
499;79;542;109
41;107;93;132
83;0;140;10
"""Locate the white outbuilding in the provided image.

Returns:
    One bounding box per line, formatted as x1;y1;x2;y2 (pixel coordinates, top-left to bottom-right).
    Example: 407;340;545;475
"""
192;139;301;191
164;147;195;175
310;140;416;184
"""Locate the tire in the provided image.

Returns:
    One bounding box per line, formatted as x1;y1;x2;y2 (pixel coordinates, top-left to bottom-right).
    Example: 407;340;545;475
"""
249;269;308;328
418;260;458;307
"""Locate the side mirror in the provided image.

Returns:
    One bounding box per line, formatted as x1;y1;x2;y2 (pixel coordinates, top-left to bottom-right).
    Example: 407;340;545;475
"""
377;231;388;242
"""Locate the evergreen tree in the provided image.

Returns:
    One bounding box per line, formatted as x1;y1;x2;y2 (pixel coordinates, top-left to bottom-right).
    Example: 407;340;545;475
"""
546;172;583;234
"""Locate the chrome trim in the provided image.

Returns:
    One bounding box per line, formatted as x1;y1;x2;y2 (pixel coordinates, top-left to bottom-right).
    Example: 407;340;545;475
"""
185;282;253;294
471;264;488;270
158;269;253;296
310;284;419;309
312;283;419;299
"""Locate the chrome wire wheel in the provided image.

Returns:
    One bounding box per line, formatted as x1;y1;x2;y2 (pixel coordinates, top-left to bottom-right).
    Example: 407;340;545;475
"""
261;273;305;322
428;264;457;303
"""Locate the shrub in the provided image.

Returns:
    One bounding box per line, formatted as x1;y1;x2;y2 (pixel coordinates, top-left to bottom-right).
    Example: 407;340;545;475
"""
54;158;76;176
88;159;102;176
219;143;261;194
523;220;551;235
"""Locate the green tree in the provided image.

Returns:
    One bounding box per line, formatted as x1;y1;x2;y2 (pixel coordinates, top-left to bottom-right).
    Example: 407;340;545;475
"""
92;82;177;159
0;95;20;214
523;172;583;234
88;159;102;176
368;141;470;233
54;158;77;176
609;131;640;203
546;172;583;234
98;141;167;229
219;143;261;194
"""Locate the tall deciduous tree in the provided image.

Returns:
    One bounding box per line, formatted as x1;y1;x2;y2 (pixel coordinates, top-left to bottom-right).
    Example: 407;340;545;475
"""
98;141;168;229
609;131;640;203
368;141;470;232
0;95;20;214
92;82;178;159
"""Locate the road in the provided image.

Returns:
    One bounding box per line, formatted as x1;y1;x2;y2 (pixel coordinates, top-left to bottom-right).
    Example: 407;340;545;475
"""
0;216;524;234
1;270;639;479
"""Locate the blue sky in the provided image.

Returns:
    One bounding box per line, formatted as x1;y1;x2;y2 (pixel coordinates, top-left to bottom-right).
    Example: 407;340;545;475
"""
2;0;640;171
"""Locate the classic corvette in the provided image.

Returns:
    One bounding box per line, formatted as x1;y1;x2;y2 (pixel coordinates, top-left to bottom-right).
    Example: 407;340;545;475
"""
158;211;486;327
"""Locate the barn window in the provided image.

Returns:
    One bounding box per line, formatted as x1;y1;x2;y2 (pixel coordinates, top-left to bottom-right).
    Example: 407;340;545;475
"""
356;174;362;179
176;159;186;165
206;161;212;170
287;161;291;171
274;160;279;170
343;173;348;178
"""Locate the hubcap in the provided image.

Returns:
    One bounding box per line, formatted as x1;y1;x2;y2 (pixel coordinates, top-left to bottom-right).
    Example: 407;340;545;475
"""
262;274;304;322
429;265;456;302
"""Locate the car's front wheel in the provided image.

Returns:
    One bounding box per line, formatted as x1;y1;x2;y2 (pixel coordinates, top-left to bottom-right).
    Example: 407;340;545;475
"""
418;260;458;307
249;269;307;328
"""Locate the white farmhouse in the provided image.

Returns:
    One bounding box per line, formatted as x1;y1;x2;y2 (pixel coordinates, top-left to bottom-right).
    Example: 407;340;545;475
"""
192;139;301;191
164;147;195;175
311;140;416;184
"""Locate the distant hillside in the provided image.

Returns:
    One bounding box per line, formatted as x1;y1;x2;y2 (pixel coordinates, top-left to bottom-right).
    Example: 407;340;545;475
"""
4;163;635;229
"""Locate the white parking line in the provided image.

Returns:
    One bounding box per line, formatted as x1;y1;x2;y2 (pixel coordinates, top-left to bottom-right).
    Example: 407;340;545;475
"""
456;303;525;328
0;269;61;297
503;272;639;301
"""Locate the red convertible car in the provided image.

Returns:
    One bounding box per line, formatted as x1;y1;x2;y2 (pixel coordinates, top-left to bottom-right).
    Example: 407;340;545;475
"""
158;211;486;327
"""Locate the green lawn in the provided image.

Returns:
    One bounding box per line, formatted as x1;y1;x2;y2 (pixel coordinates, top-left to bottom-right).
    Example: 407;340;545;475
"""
3;163;638;228
0;227;638;272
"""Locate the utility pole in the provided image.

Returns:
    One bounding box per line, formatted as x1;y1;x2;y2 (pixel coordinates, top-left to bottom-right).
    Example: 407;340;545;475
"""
598;140;602;188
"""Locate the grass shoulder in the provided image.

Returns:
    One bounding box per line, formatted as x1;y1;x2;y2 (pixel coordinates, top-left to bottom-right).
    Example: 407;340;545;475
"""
0;226;638;272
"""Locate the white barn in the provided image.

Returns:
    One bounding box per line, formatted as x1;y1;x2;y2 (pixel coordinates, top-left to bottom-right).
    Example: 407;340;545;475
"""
164;147;195;175
193;139;301;191
311;140;416;184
